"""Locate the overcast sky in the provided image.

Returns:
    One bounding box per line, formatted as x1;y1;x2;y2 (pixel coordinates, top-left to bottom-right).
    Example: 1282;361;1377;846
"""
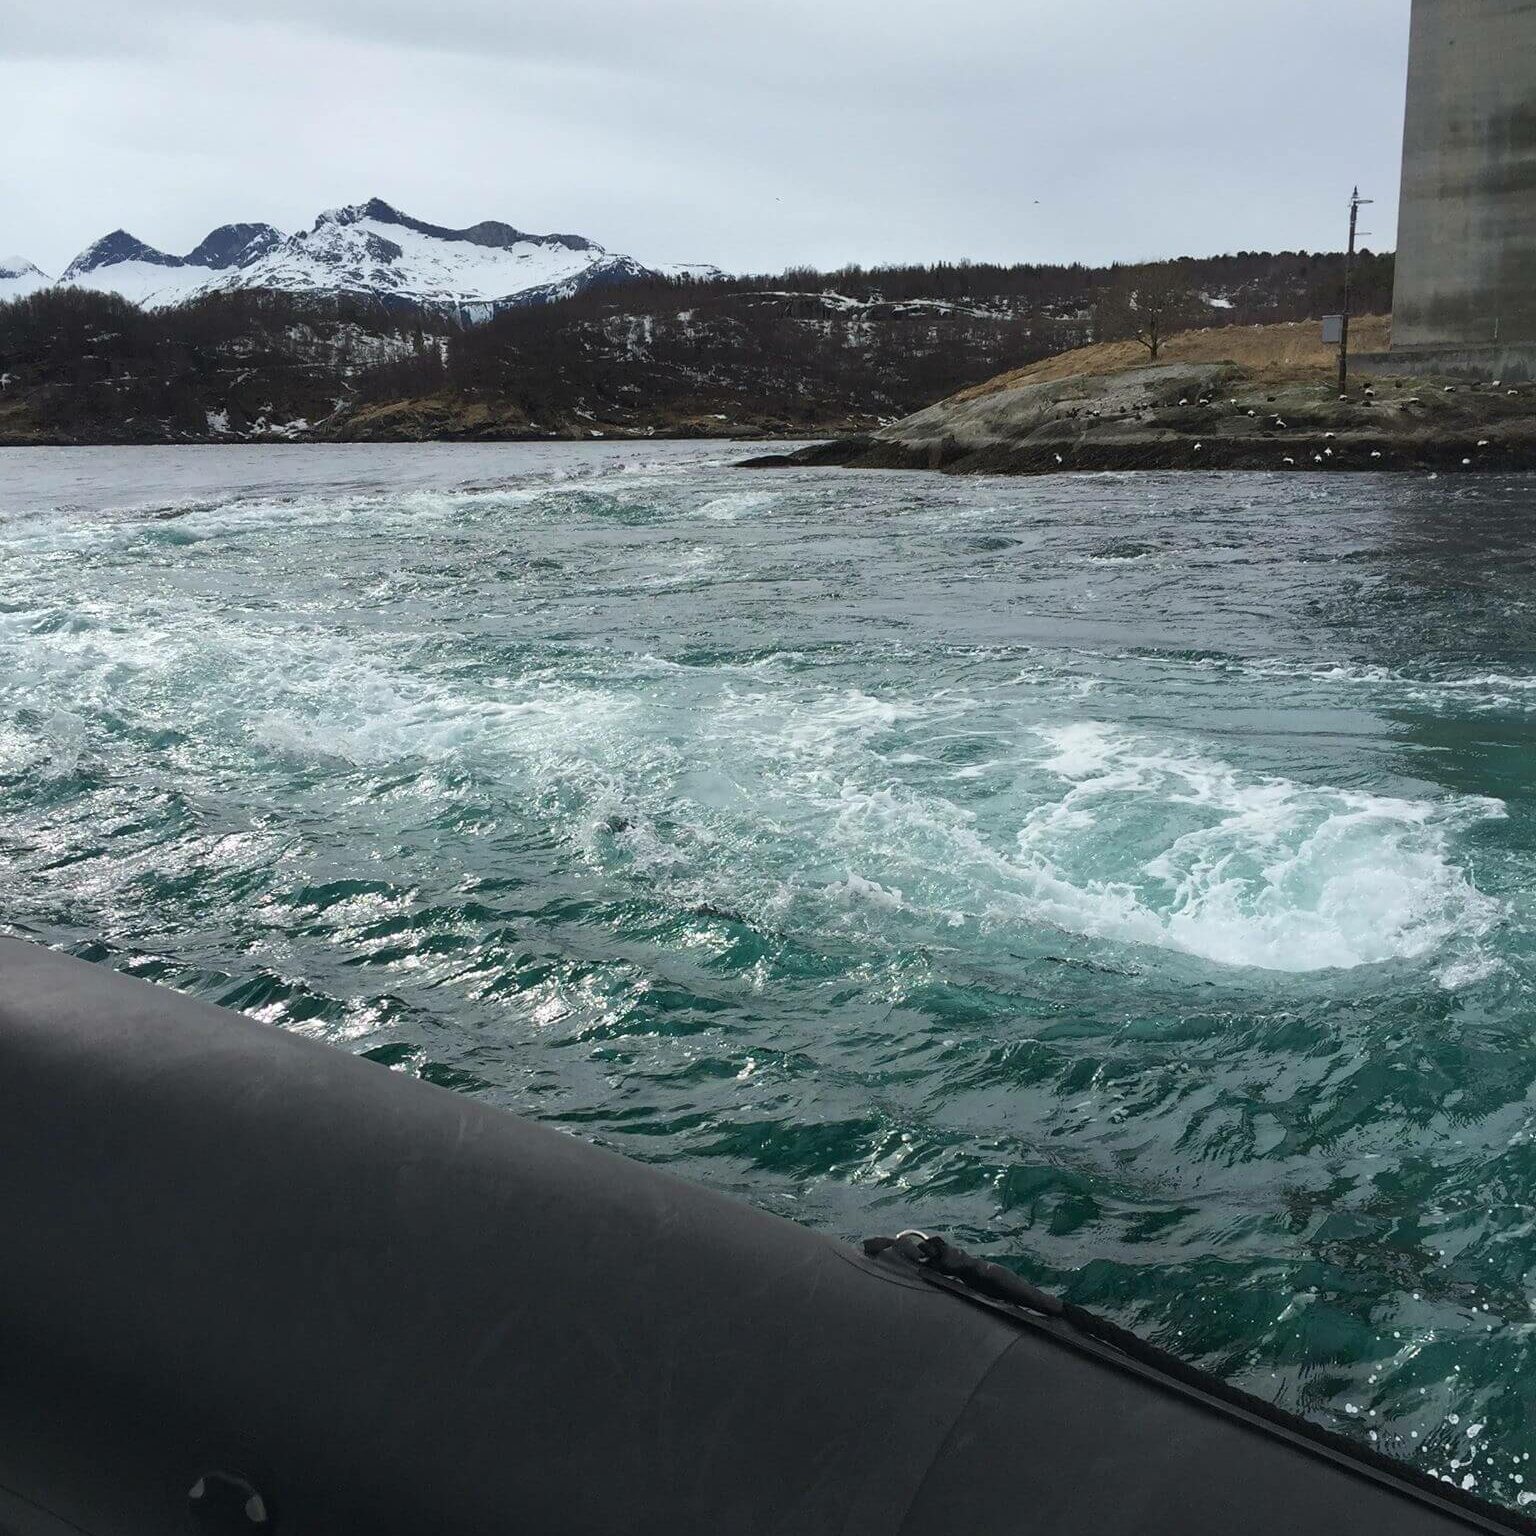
5;0;1412;277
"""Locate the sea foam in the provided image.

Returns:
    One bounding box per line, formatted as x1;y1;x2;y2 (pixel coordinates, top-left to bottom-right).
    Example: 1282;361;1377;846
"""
1014;722;1502;972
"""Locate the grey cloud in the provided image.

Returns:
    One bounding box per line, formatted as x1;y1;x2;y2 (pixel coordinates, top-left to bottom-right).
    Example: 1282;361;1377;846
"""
3;0;1412;279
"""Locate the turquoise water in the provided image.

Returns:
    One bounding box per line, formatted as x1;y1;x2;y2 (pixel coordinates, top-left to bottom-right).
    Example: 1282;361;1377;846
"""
5;443;1536;1507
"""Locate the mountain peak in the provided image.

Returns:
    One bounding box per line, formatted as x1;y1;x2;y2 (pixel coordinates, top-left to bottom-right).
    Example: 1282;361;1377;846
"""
184;222;285;270
310;199;600;255
0;254;52;302
63;230;182;279
315;198;403;229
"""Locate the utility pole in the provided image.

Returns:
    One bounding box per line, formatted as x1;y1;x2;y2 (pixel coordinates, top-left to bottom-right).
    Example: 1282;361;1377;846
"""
1338;186;1373;397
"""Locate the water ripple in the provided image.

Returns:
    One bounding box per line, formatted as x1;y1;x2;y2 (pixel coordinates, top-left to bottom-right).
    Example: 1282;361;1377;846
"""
4;444;1536;1508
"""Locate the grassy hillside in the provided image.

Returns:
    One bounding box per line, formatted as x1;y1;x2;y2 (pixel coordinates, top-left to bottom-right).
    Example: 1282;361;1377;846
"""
956;316;1393;397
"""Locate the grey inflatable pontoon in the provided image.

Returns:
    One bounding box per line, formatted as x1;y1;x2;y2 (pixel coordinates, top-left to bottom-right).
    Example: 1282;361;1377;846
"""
0;936;1527;1535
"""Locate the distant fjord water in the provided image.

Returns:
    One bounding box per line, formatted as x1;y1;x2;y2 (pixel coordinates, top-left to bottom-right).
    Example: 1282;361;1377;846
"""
4;443;1535;1510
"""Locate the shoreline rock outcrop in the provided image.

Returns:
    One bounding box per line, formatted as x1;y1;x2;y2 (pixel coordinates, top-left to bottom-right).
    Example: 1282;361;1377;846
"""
743;319;1536;475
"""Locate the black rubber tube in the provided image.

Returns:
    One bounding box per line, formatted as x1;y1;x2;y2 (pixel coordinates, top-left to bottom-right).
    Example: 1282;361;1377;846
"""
0;936;1525;1535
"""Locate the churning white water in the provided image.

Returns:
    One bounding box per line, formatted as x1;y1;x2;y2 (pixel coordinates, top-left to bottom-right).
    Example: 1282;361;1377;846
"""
4;443;1536;1505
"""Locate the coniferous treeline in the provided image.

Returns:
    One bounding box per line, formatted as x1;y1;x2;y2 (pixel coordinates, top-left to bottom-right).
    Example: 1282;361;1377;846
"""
359;249;1392;426
0;286;434;437
564;248;1393;313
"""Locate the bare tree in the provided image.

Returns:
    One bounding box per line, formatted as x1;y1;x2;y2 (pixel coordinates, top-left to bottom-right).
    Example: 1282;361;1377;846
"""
1096;272;1203;360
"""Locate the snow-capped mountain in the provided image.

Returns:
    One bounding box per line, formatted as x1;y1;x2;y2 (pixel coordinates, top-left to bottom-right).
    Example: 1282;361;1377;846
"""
0;256;52;303
45;199;714;315
58;227;284;306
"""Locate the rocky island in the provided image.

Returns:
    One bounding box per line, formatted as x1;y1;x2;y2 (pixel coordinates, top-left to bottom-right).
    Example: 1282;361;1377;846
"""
747;317;1536;475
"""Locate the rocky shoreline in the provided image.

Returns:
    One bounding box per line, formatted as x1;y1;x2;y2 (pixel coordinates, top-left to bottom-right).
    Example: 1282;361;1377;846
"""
744;429;1536;476
741;322;1536;476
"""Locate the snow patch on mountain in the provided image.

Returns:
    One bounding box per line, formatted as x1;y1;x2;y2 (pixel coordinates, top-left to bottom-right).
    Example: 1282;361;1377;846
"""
654;261;725;281
229;200;638;311
65;260;229;308
0;255;54;303
46;198;710;316
55;224;282;307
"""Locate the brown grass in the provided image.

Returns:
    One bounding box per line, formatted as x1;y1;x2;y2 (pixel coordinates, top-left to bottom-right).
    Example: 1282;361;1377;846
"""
955;316;1394;401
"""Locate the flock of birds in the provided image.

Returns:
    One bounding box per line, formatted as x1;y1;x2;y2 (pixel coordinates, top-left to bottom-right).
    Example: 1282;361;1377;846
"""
1165;377;1516;470
1039;374;1520;471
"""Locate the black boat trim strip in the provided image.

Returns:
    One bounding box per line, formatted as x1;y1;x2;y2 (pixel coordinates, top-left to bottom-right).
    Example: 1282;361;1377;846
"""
866;1232;1536;1536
